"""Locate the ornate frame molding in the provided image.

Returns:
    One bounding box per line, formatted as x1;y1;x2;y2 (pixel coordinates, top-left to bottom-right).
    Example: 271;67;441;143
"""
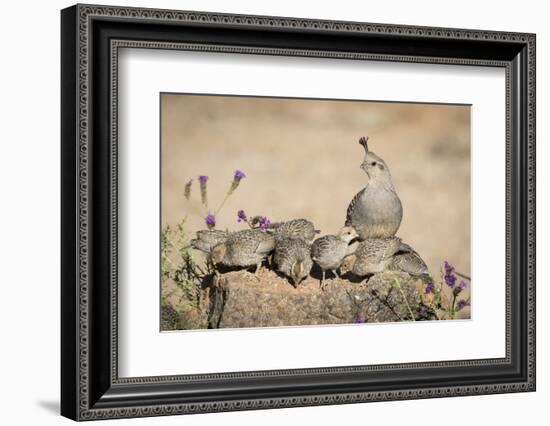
61;4;535;421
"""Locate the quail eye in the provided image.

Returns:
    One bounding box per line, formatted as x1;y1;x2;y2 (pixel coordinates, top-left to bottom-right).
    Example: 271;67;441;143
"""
371;162;376;166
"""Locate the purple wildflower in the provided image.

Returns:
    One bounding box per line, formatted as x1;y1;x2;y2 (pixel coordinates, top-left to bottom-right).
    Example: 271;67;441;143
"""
258;216;271;230
456;300;468;311
425;281;434;294
419;305;428;316
453;280;467;296
204;213;216;229
198;175;209;207
445;275;457;287
444;260;457;287
184;179;193;200
354;314;363;324
229;169;246;194
237;210;248;223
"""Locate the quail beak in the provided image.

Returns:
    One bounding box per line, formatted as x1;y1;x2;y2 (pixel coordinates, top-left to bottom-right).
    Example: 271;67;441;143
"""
350;229;359;241
360;162;371;178
290;274;302;287
349;236;361;245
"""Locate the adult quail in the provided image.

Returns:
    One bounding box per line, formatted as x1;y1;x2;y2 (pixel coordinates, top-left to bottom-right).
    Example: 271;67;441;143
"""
345;136;403;240
190;229;229;253
210;229;276;274
341;237;402;281
311;226;358;290
389;242;430;277
273;237;313;287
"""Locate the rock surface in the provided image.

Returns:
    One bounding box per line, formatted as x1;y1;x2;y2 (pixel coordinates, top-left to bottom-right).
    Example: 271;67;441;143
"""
206;269;424;329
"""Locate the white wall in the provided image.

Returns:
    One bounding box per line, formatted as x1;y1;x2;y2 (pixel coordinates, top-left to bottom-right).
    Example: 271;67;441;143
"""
0;0;546;424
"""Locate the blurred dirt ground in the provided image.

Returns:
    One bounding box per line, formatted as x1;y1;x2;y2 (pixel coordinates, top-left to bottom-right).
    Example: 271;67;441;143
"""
161;94;471;303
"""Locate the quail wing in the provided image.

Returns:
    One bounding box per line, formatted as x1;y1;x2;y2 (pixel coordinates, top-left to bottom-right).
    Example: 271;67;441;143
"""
191;229;228;253
389;242;429;276
345;188;365;227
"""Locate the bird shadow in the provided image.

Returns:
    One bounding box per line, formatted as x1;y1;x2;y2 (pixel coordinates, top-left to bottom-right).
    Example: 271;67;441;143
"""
308;263;326;281
271;269;300;288
308;264;366;284
340;271;369;284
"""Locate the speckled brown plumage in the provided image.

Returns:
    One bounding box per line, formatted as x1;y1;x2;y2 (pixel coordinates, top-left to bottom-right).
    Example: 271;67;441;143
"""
342;237;402;278
267;218;318;242
211;229;276;272
190;229;229;253
311;226;358;290
389;242;429;277
273;237;313;287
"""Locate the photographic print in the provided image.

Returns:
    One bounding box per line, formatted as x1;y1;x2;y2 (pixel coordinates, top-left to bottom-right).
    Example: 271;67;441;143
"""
160;94;471;331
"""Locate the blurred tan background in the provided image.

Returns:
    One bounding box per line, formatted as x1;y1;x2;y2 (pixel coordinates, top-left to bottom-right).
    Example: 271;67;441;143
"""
161;94;471;281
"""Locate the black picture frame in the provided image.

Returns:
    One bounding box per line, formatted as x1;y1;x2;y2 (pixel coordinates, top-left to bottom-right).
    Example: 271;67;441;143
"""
61;4;536;421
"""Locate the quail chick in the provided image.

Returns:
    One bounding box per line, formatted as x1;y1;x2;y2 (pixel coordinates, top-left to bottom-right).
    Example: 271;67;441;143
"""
345;136;403;239
273;237;313;287
311;226;358;291
251;218;318;242
341;237;402;282
190;229;229;253
389;242;429;277
210;229;276;275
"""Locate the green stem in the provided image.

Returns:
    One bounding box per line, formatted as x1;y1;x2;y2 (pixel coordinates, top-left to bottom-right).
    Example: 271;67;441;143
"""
393;278;416;321
214;191;231;216
181;203;204;221
451;294;457;318
432;305;442;320
163;254;180;271
166;235;186;254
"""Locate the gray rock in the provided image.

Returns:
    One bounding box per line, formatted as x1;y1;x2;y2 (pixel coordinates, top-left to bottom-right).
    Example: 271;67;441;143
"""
207;270;423;328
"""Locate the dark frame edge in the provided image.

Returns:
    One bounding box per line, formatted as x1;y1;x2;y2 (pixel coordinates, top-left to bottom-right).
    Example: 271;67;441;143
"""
507;36;536;391
61;4;79;422
61;4;536;421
